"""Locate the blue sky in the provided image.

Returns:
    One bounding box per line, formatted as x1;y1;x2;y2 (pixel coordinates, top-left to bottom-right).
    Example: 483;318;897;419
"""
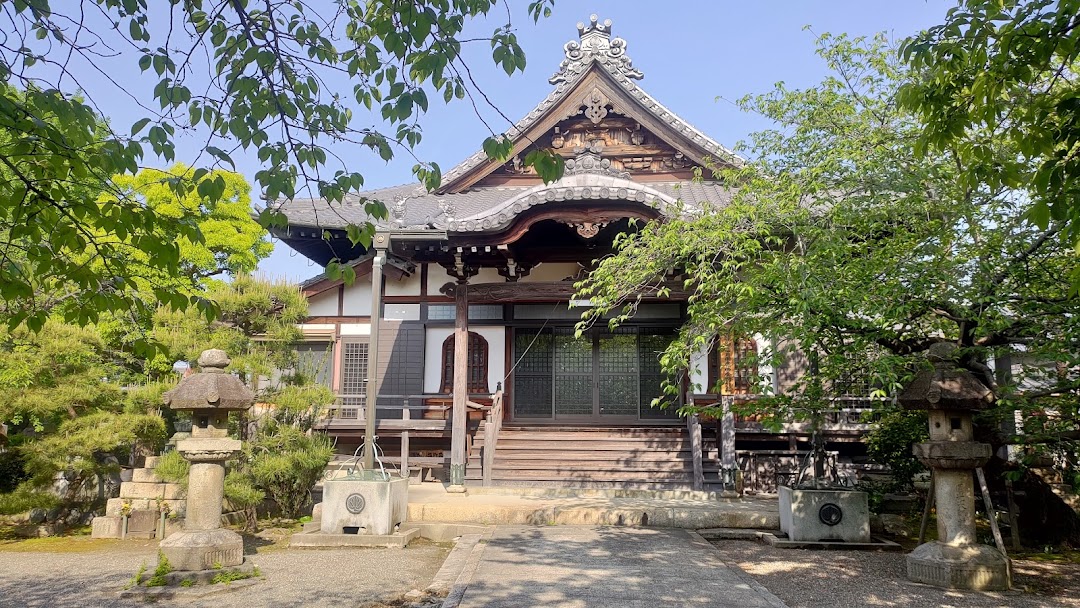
71;1;956;283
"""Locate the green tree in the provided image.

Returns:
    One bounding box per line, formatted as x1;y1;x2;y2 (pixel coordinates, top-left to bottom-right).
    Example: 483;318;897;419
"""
899;0;1080;278
0;322;167;515
151;275;335;524
0;0;562;329
147;275;308;383
576;34;1080;540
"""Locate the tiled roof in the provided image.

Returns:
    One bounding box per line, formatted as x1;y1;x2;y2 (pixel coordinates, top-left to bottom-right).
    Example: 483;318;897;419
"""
274;16;739;236
278;179;735;234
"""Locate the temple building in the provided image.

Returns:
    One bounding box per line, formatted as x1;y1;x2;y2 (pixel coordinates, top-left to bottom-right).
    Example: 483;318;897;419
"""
270;16;873;492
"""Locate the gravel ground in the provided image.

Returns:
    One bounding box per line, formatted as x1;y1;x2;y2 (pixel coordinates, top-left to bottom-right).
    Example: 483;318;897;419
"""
0;534;449;608
710;540;1080;608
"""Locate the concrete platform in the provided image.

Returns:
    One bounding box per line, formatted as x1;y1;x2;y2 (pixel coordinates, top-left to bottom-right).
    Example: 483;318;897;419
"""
290;527;420;548
406;484;780;530
446;526;790;608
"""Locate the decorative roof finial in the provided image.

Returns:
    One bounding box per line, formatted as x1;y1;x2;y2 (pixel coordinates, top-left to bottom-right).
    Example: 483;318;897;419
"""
550;15;643;85
391;195;408;228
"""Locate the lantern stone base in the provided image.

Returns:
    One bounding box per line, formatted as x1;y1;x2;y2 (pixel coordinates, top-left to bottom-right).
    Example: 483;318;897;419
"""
778;486;871;543
159;528;244;571
907;541;1010;591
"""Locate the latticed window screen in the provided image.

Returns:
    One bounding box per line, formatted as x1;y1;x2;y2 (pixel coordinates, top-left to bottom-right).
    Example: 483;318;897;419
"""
710;336;757;395
440;332;489;393
427;304;505;321
340;341;369;412
512;327;680;420
639;330;679;419
513;329;553;417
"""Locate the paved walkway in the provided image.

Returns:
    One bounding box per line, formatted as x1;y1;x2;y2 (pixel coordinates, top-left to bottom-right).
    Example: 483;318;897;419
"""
450;526;788;608
407;485;780;530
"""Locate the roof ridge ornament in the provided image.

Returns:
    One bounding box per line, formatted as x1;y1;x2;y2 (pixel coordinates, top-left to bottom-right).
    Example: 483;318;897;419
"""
550;15;644;85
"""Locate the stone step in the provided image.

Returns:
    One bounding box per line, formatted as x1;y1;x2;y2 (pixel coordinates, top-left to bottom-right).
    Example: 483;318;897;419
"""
106;497;186;516
132;468;162;483
143;455;160;468
118;481;185;500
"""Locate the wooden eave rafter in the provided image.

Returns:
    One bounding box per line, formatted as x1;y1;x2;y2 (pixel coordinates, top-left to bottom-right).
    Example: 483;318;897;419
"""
439;67;735;194
300;253;414;297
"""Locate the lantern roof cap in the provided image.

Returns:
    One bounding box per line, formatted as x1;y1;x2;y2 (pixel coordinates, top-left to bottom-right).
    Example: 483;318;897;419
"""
898;343;994;411
163;349;253;411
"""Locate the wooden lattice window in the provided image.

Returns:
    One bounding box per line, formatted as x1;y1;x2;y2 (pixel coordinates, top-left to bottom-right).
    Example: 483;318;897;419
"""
709;336;758;395
440;332;489;393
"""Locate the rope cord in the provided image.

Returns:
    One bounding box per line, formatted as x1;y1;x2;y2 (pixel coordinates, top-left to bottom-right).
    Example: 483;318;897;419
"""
501;300;563;386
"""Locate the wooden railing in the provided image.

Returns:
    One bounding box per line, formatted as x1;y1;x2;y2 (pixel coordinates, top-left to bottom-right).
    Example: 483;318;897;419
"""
481;388;505;487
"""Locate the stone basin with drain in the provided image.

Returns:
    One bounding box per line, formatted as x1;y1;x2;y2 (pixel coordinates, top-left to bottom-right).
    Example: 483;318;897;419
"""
291;444;419;548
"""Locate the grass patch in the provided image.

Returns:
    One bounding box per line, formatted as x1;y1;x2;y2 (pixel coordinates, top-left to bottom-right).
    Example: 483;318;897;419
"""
144;552;172;587
1015;549;1080;564
211;569;255;585
0;535;121;553
125;562;147;590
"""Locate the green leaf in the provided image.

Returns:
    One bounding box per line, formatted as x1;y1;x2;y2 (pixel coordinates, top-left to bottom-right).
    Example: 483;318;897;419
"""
130;118;151;136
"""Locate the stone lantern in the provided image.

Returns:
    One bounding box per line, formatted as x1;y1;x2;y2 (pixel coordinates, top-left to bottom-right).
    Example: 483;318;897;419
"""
898;343;1010;590
158;349;252;571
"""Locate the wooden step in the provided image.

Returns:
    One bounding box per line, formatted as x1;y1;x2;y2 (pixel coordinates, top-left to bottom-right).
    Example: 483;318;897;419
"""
468;453;695;464
465;425;702;489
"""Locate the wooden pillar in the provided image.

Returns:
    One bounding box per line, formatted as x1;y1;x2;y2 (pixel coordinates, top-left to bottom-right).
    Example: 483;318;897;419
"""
720;396;738;495
688;414;703;491
448;281;469;491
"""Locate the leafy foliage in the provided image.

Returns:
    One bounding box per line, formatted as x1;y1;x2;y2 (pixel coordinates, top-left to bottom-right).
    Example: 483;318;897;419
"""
0;1;563;322
247;421;333;518
900;0;1080;278
0;322;123;431
148;275;307;384
576;34;1080;484
864;410;929;492
21;411;166;502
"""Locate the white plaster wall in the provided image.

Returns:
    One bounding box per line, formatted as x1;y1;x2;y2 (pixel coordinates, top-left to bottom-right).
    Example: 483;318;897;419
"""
340;323;371;336
384;303;420;321
384;271;422;296
341;277;373;315
423;326;506;393
472;267;502;284
307;290;339;317
522;262;580;283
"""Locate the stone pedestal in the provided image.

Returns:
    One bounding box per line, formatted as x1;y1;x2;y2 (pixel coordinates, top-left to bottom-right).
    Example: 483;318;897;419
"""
159;437;243;571
321;476;409;536
158;528;244;571
778;486;871;543
907;541;1011;591
906;441;1010;590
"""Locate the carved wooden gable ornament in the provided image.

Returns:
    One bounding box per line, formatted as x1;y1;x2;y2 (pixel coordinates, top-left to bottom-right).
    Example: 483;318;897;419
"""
436;15;741;195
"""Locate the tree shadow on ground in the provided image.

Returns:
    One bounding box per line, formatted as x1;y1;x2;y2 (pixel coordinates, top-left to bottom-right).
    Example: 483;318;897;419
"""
712;539;1080;608
457;526;779;608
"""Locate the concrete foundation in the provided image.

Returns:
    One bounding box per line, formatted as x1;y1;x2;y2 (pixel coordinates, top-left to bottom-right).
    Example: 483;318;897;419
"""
290;528;420;548
321;476;409;536
907;541;1011;591
778;486;870;543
